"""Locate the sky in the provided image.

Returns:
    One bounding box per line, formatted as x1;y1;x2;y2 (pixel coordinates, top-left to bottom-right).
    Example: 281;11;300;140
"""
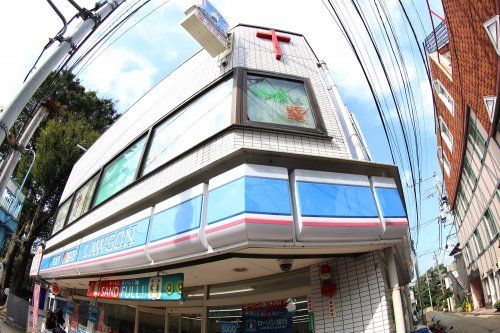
0;0;454;274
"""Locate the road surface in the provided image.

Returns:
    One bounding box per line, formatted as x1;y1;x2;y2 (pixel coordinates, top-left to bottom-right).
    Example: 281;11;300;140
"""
429;311;500;333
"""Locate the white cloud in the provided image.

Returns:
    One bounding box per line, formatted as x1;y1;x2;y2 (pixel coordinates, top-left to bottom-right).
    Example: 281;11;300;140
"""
79;47;158;111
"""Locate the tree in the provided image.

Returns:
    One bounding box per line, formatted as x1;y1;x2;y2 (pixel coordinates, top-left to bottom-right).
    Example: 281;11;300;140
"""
0;70;118;296
413;264;452;310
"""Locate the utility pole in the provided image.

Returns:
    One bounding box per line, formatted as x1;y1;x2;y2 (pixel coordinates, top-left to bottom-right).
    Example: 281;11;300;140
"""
426;271;434;311
411;243;425;322
0;101;58;201
0;0;124;148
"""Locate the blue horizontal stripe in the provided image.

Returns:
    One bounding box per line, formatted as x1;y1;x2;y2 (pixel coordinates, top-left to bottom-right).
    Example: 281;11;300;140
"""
208;210;291;225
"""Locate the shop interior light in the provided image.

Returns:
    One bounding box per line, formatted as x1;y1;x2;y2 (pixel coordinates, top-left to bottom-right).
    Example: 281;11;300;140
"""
188;286;254;297
210;286;254;296
209;308;242;312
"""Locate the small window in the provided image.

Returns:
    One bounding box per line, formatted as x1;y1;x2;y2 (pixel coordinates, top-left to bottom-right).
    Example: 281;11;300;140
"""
483;208;498;240
52;198;72;235
438;116;454;152
467;113;487;158
473;229;484;254
433;80;454;115
483;96;496;122
442;151;451;176
484;15;500;55
93;136;147;206
465;242;474;262
463;159;477;189
437;146;443;163
67;174;99;224
244;73;323;132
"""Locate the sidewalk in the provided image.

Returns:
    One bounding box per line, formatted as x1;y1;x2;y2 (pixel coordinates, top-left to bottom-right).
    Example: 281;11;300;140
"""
429;311;500;333
0;312;25;333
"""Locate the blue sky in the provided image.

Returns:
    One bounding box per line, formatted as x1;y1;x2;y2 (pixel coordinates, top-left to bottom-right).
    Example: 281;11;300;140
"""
0;0;454;275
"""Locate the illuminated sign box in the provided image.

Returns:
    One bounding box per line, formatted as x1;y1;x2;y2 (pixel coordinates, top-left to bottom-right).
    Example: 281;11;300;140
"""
181;1;229;57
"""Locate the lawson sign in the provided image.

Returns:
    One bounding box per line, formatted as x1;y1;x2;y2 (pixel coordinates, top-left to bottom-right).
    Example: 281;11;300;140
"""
38;165;408;279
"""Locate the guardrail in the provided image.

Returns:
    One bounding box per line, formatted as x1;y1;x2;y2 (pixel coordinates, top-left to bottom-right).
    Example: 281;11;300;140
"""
424;21;449;54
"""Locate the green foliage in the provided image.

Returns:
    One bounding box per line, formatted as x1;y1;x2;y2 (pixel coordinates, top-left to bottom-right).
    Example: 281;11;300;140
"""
495;300;500;312
413;264;449;309
5;70;118;294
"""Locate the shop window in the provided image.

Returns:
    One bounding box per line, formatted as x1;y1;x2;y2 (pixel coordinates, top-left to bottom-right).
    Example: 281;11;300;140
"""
473;229;484;254
483;96;496;122
139;308;166;333
433;80;454;115
67;174;99;224
142;77;233;176
484;15;500;55
483;208;498;241
244;73;324;133
52;198;72;235
93;136;147;206
96;302;136;333
467;113;487;159
438;116;454;152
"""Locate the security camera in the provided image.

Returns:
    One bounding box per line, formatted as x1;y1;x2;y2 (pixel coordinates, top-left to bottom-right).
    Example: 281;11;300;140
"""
278;259;293;272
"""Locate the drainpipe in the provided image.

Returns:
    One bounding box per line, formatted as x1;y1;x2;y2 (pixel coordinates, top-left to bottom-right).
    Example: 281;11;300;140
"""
385;246;406;333
318;61;367;160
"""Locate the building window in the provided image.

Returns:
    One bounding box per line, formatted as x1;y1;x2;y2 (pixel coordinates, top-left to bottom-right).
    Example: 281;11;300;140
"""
473;229;484;254
467;114;487;158
433;80;454;115
243;72;324;132
52;198;72;235
484;15;500;55
93;136;147;206
465;242;474;262
483;208;498;241
442;151;451;176
142;77;233;176
67;174;99;224
438;116;454;152
463;159;477;190
483;96;496;122
454;207;462;227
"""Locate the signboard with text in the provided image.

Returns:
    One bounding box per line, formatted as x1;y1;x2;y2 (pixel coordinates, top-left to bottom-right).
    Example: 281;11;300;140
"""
242;300;292;333
87;274;183;301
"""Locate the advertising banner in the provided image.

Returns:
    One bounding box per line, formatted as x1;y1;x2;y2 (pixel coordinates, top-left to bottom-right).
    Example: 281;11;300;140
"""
70;304;80;333
196;0;229;38
221;321;238;333
242;300;292;333
87;273;183;301
32;284;40;333
88;305;99;323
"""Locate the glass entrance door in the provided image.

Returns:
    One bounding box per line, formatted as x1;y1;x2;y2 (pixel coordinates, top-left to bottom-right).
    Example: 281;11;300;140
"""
167;309;202;333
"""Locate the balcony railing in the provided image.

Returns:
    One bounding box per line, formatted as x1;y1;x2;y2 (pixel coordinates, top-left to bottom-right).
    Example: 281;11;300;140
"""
424;21;449;54
0;188;23;221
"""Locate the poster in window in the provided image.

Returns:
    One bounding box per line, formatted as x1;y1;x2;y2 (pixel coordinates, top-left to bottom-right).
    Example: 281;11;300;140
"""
247;75;316;129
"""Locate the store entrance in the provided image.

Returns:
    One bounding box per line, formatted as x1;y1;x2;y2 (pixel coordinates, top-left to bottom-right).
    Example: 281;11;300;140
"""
166;308;203;333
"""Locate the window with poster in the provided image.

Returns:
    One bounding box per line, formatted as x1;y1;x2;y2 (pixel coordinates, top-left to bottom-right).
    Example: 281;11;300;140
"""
241;70;325;135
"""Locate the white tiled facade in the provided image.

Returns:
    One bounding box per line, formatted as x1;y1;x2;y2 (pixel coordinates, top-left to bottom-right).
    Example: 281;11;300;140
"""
310;252;396;333
48;25;351;248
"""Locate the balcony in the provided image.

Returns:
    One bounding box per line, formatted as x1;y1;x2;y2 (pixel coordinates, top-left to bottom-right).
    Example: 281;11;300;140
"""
425;21;449;53
0;179;25;223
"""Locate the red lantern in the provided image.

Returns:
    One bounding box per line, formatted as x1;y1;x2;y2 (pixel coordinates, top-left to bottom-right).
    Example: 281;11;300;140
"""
321;281;337;297
320;264;332;281
50;283;60;296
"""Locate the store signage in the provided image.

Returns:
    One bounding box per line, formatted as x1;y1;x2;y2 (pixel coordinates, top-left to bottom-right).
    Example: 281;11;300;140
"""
87;273;183;301
221;321;238;333
196;0;229;38
32;284;40;333
29;246;43;277
242;300;292;333
88;305;99;324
